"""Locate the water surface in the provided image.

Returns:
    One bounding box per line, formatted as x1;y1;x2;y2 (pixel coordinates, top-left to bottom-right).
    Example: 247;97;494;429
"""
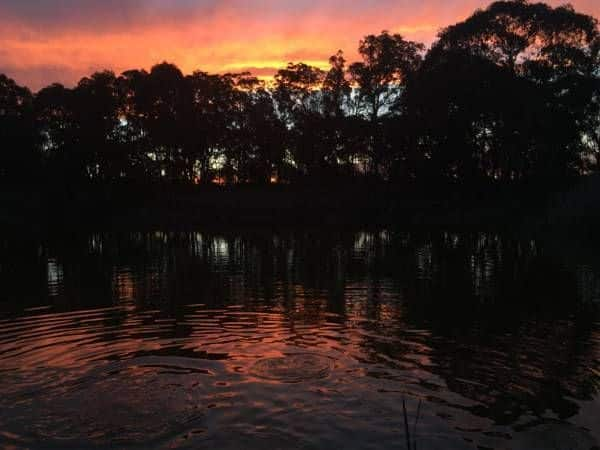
0;229;598;449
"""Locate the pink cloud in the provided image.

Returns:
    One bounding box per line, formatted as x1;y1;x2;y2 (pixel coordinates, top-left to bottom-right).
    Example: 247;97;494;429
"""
0;0;598;91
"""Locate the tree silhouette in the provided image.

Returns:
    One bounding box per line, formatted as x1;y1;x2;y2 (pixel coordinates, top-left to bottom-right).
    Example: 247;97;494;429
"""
349;31;424;177
0;0;598;194
323;51;351;119
274;63;330;179
0;74;37;182
34;83;80;183
230;79;287;183
72;71;122;181
406;0;600;183
184;71;238;183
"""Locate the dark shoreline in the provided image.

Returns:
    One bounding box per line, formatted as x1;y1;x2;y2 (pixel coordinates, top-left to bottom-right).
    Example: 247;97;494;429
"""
2;179;598;232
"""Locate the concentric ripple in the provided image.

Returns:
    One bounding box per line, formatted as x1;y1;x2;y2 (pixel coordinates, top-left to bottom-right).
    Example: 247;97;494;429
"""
0;230;598;449
250;353;334;382
2;360;207;447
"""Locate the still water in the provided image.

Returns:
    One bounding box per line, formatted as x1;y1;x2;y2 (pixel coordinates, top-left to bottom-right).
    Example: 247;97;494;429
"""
0;229;598;449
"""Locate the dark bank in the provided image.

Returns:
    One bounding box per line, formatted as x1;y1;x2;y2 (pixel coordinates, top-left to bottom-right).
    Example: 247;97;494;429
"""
2;176;599;230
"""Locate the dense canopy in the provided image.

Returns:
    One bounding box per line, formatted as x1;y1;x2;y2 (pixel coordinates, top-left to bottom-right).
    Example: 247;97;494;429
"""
1;1;598;189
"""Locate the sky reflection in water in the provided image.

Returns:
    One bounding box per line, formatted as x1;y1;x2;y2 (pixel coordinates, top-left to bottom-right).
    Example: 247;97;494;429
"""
0;229;598;449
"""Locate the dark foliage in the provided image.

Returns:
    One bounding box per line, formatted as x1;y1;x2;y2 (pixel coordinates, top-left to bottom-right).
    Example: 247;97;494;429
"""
0;1;598;191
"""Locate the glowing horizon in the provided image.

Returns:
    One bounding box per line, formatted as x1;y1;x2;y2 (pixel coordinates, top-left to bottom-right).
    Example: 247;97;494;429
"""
1;0;598;92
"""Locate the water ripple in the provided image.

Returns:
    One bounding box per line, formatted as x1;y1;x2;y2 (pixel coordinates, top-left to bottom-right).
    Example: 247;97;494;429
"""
0;230;598;449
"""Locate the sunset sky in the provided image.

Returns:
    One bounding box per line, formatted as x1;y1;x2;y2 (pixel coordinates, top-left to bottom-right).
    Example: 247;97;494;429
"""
1;0;599;91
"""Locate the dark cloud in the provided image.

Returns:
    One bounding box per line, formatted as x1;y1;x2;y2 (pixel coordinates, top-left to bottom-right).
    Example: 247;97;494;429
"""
0;0;221;33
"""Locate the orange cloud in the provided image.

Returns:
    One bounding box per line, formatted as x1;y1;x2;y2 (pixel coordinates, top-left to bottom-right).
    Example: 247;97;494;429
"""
0;0;598;91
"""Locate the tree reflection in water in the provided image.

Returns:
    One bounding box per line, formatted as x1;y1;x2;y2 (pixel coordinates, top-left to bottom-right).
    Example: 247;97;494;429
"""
0;229;598;449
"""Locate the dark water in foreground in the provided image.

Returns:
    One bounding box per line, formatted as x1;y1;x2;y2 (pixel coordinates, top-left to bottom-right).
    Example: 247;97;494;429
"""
0;229;598;449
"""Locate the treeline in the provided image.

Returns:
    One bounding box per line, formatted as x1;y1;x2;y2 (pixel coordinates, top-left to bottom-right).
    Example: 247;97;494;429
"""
1;0;599;188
